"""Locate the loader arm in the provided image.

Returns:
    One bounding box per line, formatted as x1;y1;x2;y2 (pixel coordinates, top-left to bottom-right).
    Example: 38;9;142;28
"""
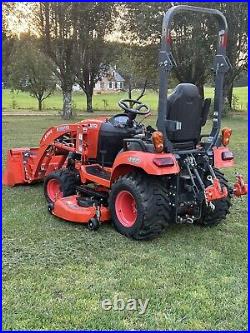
31;124;78;179
3;124;78;186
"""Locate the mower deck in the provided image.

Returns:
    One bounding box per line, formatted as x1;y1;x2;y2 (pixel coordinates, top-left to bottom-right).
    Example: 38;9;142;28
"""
52;195;110;224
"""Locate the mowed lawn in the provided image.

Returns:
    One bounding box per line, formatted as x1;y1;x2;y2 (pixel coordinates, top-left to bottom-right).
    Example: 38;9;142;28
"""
2;86;248;113
2;113;248;330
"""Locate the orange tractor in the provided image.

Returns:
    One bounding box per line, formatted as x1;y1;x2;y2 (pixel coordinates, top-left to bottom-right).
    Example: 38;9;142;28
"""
3;5;247;240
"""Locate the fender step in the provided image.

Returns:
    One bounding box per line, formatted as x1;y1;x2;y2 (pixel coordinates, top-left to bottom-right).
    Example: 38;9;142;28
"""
85;165;111;180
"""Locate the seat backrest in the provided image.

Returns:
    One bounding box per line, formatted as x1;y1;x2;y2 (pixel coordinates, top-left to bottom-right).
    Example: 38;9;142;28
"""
167;83;203;145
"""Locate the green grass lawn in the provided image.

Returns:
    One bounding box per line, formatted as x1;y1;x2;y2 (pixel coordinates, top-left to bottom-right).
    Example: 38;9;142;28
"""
2;113;248;330
2;86;248;113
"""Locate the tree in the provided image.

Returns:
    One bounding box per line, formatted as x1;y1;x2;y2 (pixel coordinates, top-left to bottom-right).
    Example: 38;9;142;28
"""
37;2;78;119
123;2;216;98
2;2;17;86
120;3;170;93
9;40;56;111
2;2;16;39
217;3;247;107
123;2;248;103
171;8;217;99
110;42;159;90
72;2;116;112
75;37;109;113
37;2;116;116
3;37;16;87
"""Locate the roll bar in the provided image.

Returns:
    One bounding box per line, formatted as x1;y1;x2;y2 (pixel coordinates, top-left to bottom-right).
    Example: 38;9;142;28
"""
157;5;230;152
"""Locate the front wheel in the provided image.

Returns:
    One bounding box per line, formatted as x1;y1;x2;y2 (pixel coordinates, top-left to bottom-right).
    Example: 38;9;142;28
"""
109;172;171;240
44;169;78;204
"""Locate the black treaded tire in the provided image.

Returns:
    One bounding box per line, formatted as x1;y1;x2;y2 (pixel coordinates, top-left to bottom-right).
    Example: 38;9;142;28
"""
109;172;171;240
44;169;78;204
197;169;232;226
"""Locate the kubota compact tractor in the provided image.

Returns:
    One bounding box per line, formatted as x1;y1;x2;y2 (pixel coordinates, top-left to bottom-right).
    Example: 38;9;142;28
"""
3;5;247;240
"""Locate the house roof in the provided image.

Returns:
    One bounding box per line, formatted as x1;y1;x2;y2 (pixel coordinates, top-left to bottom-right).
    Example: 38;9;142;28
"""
113;71;125;82
98;65;125;83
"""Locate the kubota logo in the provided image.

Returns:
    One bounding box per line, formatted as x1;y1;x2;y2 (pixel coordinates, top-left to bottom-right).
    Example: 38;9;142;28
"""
57;125;70;132
128;157;141;164
42;129;53;142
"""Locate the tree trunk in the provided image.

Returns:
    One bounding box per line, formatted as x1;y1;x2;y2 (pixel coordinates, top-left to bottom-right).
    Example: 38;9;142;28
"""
128;79;132;99
223;79;234;109
197;84;204;100
86;90;93;113
38;98;42;111
227;84;233;108
62;90;72;119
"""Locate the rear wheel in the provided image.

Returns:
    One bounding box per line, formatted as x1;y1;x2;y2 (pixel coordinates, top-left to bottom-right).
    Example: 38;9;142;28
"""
197;169;232;226
44;169;78;204
109;172;171;240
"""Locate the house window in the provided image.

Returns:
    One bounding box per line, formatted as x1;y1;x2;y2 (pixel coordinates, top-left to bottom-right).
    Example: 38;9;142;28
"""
115;82;118;89
109;82;112;89
119;82;123;89
100;82;104;89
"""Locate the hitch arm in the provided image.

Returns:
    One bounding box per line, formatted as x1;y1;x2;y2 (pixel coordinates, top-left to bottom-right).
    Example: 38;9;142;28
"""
233;174;248;197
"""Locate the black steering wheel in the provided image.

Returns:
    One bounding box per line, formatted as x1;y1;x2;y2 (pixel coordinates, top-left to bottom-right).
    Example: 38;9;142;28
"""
118;99;150;115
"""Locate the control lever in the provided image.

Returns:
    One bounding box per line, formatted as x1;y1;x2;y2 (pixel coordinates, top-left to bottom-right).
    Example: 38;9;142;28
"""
100;150;106;169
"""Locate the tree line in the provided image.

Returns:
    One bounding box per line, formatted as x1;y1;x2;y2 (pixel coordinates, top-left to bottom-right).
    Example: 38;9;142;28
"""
2;2;247;119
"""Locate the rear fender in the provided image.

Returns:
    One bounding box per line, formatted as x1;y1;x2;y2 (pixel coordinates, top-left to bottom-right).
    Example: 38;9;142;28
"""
111;151;180;182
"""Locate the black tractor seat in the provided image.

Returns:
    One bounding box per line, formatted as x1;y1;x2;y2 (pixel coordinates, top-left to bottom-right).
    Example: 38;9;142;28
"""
166;83;211;150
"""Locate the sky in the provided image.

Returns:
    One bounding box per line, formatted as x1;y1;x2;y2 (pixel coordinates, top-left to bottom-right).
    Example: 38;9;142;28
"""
5;2;125;41
6;2;37;37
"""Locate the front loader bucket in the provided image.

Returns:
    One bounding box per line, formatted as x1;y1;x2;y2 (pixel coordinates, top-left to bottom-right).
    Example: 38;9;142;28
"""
3;148;29;186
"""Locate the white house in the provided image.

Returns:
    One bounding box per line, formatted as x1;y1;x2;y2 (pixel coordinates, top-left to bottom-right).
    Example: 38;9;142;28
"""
73;67;125;93
94;66;125;92
70;66;125;93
